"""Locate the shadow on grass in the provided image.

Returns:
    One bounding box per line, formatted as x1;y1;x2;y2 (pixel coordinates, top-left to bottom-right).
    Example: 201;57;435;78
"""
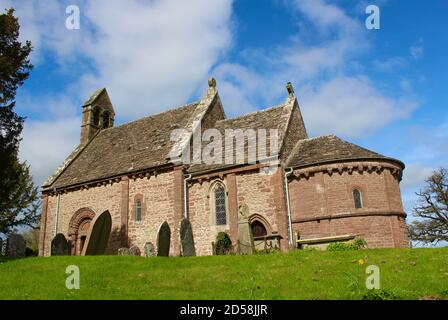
0;256;29;263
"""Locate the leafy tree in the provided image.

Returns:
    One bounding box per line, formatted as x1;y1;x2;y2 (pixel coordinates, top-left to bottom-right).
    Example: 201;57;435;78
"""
0;8;39;237
409;168;448;244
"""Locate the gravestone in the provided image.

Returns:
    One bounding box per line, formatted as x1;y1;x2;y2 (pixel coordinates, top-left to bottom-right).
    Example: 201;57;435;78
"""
84;211;112;256
118;248;130;256
144;242;156;257
0;239;3;256
157;221;171;257
237;203;255;255
129;245;141;256
180;218;196;257
7;234;26;258
51;233;69;256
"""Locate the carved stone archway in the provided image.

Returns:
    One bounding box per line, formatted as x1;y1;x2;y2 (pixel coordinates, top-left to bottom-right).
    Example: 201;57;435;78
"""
68;208;96;255
249;214;272;238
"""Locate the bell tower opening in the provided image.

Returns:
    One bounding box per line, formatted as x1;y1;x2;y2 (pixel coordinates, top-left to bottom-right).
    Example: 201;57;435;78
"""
80;88;115;145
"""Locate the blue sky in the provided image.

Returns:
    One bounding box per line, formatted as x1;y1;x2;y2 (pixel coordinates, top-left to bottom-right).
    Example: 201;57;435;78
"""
2;0;447;223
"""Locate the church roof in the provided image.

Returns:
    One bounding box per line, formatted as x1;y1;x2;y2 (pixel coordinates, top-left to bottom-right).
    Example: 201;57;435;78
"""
189;103;293;173
46;101;201;189
286;135;404;169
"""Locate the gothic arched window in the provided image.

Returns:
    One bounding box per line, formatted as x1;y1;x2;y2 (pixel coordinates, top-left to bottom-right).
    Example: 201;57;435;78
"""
214;183;227;225
103;112;110;129
135;200;142;223
353;188;363;209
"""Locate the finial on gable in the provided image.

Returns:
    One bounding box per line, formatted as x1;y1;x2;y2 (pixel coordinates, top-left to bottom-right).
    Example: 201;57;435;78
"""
286;82;295;97
208;77;217;88
207;77;217;96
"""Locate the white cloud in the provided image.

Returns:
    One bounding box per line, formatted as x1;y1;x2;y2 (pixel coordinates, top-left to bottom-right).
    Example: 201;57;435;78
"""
3;0;233;119
401;163;434;190
300;76;418;137
79;0;233;119
214;0;418;137
3;0;234;186
19;117;80;186
410;38;424;60
373;57;408;73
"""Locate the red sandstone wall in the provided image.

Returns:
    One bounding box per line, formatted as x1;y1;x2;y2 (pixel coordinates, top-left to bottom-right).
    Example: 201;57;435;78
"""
41;170;181;256
127;170;181;256
42;182;123;256
288;160;410;248
188;168;290;255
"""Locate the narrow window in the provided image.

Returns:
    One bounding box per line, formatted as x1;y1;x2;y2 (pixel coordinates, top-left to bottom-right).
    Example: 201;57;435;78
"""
103;112;110;129
93;108;100;126
215;185;227;225
135;200;142;223
353;189;363;209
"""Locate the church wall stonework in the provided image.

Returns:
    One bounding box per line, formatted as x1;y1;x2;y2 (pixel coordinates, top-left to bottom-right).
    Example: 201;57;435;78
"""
288;160;410;248
41;182;123;256
39;84;411;256
187;168;291;256
127;170;181;256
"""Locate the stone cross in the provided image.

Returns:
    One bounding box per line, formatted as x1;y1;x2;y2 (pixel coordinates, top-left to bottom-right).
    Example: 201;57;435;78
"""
237;204;255;255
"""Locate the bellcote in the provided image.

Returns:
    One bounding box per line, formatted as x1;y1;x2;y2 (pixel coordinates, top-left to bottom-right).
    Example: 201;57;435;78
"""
80;88;115;145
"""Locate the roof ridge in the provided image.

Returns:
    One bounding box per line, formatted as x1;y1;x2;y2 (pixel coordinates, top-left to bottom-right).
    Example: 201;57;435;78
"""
105;100;200;131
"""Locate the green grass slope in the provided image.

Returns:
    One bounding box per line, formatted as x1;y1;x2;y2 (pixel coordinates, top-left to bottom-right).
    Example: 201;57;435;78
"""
0;248;447;300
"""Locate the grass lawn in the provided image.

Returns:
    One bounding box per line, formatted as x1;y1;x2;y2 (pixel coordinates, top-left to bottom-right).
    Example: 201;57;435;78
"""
0;247;447;300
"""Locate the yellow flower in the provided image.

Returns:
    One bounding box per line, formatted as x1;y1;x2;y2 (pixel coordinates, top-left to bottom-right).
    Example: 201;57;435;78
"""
358;258;365;266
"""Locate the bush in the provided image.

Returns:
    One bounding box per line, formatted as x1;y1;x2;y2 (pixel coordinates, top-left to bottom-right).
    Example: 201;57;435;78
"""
353;238;367;249
25;247;38;257
215;232;232;255
327;242;357;251
362;289;398;300
327;238;367;251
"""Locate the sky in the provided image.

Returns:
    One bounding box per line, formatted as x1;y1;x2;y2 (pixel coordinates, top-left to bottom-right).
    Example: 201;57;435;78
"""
2;0;447;229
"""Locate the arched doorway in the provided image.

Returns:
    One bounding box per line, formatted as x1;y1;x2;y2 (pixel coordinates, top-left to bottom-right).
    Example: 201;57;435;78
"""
68;208;95;255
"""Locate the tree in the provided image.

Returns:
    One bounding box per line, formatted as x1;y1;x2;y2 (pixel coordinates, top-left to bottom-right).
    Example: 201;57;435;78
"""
409;168;448;244
0;8;40;237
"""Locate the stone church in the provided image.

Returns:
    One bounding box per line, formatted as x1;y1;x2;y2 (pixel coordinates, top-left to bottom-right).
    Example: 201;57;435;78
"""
38;79;410;256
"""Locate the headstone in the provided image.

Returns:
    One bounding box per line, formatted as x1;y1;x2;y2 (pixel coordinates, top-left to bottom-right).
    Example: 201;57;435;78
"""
180;218;196;257
7;234;26;258
118;248;130;256
84;211;112;256
157;221;171;257
129;245;141;256
237;204;255;255
51;233;69;256
144;242;156;257
0;239;3;256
